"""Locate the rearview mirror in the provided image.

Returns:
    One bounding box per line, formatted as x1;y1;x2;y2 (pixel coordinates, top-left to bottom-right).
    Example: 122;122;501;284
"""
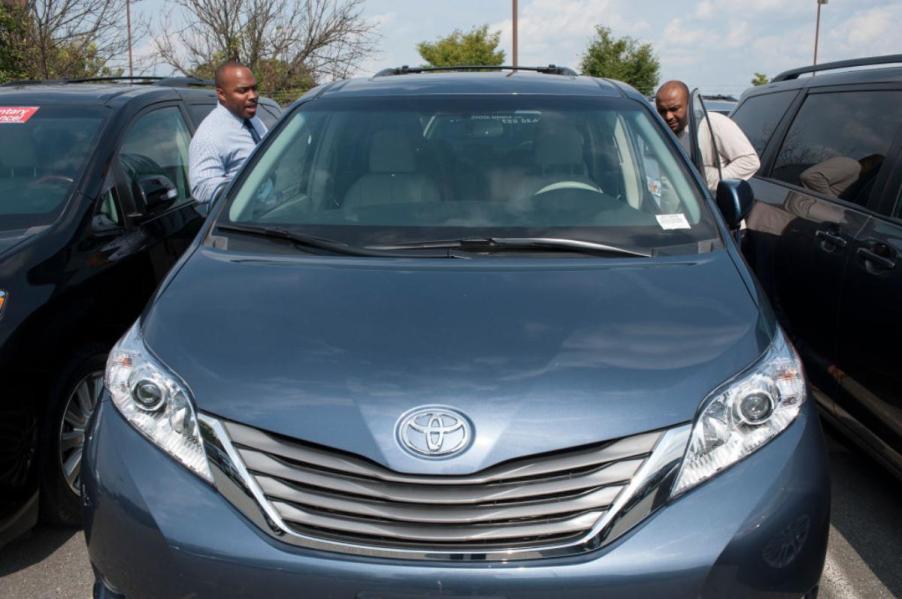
136;175;178;213
716;179;754;229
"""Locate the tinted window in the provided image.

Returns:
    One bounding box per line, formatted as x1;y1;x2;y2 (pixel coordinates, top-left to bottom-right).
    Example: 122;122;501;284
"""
0;105;106;230
771;91;902;206
188;103;216;127
258;104;281;128
224;95;719;256
731;91;797;156
119;107;193;210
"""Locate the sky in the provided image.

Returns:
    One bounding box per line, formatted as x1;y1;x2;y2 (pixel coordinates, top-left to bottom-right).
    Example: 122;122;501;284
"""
134;0;901;98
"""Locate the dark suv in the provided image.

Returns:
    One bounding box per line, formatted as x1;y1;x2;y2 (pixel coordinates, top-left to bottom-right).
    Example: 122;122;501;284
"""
731;55;902;478
0;77;280;542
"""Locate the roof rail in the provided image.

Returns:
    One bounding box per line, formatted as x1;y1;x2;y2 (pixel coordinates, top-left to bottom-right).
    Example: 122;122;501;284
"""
1;76;214;88
66;76;164;84
374;64;578;77
772;53;902;82
701;94;738;101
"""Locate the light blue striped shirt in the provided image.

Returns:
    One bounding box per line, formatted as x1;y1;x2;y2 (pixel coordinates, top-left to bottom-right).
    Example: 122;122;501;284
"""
189;103;267;204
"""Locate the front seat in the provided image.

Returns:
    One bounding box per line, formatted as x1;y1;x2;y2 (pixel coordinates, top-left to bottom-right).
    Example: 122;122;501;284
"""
343;130;440;208
519;125;603;198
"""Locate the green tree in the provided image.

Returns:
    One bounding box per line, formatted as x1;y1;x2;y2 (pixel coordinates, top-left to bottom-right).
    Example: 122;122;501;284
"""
192;55;315;104
579;26;659;96
0;5;27;83
417;25;505;67
751;72;769;86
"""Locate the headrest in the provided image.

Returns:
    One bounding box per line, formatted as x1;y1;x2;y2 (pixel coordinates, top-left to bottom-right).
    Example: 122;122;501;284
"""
369;130;416;173
535;126;585;169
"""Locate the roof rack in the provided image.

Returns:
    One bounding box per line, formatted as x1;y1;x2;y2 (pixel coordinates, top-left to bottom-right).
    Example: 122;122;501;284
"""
1;76;213;88
772;53;902;82
701;94;738;101
374;64;578;77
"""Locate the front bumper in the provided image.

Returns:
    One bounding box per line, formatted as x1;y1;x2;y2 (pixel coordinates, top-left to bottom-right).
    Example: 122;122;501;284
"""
83;397;829;599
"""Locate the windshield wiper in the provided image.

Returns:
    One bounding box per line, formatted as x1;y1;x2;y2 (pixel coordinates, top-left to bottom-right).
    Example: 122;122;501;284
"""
215;223;457;258
215;223;374;256
367;237;652;258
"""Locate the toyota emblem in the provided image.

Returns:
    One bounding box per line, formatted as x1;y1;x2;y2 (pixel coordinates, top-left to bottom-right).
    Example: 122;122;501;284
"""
396;407;472;458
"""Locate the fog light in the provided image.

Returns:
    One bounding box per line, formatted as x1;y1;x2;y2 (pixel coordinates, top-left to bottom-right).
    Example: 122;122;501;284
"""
133;380;164;411
736;392;775;425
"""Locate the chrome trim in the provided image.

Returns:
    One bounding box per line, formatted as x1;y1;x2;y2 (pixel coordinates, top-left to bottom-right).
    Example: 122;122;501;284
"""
199;414;691;561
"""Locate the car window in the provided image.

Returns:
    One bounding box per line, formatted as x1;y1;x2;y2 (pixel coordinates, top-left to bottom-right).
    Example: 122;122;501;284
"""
731;91;797;157
118;106;193;211
188;103;216;128
770;91;902;207
0;105;106;230
93;169;123;229
257;104;281;129
224;95;719;256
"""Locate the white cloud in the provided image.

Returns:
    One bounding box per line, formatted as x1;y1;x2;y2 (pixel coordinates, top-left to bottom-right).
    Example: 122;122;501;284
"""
490;0;640;67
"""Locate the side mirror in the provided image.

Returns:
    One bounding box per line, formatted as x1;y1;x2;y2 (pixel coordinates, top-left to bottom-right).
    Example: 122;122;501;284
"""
716;179;754;229
136;175;178;213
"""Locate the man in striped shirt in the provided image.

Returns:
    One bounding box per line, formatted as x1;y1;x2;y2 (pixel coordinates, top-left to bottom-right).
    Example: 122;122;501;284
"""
189;61;268;205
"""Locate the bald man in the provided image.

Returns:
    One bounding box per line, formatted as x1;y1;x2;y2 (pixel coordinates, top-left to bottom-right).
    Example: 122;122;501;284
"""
655;80;759;191
189;61;268;204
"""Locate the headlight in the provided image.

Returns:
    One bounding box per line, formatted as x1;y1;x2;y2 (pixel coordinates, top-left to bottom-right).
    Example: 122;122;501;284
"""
105;321;212;482
672;328;805;496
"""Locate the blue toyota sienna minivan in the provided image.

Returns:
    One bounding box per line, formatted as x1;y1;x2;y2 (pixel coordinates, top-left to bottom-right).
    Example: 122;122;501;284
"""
83;68;829;598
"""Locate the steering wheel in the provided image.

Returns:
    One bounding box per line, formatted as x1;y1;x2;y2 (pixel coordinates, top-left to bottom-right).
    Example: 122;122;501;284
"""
533;181;604;197
33;175;75;186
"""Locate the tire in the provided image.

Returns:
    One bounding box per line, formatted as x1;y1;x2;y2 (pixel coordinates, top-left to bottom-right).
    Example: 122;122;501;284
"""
40;347;107;526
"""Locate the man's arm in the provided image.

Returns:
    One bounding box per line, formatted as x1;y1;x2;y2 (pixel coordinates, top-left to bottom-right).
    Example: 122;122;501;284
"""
189;134;229;204
711;113;761;181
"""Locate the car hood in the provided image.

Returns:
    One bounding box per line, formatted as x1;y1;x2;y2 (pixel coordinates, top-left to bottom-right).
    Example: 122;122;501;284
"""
143;247;769;475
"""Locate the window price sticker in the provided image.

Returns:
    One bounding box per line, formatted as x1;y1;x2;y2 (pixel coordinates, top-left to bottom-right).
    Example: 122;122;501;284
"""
656;214;691;230
0;107;39;124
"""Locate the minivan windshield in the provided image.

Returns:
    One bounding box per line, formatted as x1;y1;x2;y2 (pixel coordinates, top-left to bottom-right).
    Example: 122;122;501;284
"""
225;95;718;255
0;104;106;231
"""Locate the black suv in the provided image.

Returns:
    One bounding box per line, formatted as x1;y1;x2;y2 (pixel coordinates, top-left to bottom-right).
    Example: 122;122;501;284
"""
0;77;280;542
731;55;902;478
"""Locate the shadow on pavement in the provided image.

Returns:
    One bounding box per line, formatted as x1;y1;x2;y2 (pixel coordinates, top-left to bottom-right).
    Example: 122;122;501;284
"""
0;524;80;577
825;427;902;597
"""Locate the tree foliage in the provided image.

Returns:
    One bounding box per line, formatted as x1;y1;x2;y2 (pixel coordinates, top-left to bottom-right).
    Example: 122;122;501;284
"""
751;72;769;86
579;26;659;96
0;5;27;83
154;0;376;101
3;0;132;80
417;25;505;67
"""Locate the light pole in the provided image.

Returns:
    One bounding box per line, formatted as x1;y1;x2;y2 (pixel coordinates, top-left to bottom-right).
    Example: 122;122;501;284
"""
813;0;828;67
512;0;518;68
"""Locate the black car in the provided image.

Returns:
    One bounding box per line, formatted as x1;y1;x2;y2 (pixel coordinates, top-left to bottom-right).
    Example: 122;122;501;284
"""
700;94;738;115
730;54;902;478
0;77;280;543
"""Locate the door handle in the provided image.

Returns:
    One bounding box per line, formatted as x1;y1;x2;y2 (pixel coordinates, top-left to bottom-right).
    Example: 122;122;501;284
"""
857;247;896;270
815;229;847;248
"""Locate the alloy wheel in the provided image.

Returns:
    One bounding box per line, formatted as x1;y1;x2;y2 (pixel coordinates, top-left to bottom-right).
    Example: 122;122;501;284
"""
58;371;104;496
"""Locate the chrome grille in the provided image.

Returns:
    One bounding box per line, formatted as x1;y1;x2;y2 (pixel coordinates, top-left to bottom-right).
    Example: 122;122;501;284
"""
222;421;663;550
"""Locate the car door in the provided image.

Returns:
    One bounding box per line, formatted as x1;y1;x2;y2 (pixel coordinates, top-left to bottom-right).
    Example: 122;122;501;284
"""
833;124;902;470
115;103;203;279
744;87;901;423
688;89;720;189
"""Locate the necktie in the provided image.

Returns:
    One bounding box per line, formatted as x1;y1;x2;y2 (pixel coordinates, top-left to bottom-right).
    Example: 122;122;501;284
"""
243;118;261;144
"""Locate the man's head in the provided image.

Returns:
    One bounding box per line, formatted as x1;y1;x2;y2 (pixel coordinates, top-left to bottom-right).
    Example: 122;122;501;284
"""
655;80;690;135
215;62;259;120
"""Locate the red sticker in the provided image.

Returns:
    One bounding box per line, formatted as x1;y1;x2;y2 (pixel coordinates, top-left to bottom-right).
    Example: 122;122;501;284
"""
0;107;39;124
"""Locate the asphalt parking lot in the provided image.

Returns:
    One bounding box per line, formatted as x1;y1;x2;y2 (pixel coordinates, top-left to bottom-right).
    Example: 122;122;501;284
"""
0;427;899;599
